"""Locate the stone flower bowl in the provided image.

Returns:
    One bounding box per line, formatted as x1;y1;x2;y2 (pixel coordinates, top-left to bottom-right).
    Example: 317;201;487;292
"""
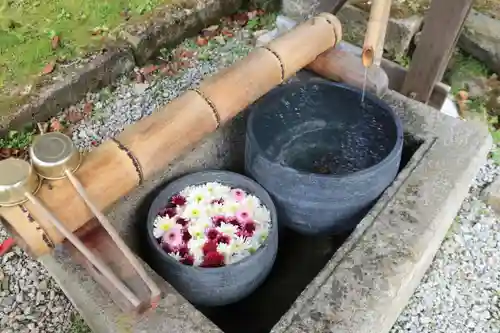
146;170;279;307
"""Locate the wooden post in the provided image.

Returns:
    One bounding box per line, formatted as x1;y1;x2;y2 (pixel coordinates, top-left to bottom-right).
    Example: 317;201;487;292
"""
401;0;474;104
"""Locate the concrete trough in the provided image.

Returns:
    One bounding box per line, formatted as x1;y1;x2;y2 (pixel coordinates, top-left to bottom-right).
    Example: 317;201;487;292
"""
39;73;491;333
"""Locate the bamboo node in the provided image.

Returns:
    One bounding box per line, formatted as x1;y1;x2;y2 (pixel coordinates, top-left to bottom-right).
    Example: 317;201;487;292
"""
260;46;285;82
110;138;144;185
190;88;221;128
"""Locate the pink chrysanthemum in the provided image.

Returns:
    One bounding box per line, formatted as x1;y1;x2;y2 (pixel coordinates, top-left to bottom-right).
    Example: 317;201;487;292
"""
162;225;183;248
171;194;187;206
231;189;246;202
236;210;252;223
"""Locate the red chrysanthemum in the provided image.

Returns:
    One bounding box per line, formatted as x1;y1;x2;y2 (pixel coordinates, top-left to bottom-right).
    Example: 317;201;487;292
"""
171;194;187;206
159;207;176;218
227;217;240;227
212;215;226;227
202;240;218;255
206;228;219;240
182;229;192;243
243;221;256;234
217;234;231;244
200;251;225;267
210;198;224;205
178;245;189;257
181;255;194;266
176;217;189;227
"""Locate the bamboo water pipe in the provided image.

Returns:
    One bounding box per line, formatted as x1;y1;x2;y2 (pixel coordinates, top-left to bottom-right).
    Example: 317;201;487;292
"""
362;0;392;67
0;13;343;257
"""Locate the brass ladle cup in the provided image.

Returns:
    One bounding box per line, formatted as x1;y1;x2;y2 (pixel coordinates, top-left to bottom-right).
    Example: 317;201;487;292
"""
0;156;141;306
28;132;160;306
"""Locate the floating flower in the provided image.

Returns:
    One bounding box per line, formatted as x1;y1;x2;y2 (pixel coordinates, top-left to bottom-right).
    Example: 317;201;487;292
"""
153;182;272;267
236;210;252;223
171;194;187;206
153;216;177;238
162;224;183;248
231;188;246;202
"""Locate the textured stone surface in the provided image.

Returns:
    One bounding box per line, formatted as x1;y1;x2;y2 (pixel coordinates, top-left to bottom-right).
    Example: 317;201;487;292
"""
39;74;490;333
337;5;423;59
459;9;500;75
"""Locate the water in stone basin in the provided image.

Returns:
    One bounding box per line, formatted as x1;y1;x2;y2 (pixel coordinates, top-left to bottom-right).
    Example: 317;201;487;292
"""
271;112;392;175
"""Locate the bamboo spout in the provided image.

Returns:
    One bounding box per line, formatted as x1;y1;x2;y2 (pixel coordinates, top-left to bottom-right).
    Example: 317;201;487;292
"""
1;13;343;257
362;0;392;67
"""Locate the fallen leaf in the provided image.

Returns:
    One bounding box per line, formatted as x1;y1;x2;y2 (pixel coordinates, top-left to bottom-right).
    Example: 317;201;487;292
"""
141;64;158;75
83;102;93;116
177;60;192;69
256;9;265;15
221;28;234;38
179;50;194;58
51;35;60;50
42;62;56;75
196;36;208;46
49;118;64;132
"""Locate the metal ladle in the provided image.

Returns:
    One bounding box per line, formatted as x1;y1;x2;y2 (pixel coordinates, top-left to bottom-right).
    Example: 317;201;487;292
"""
0;157;141;307
28;132;160;306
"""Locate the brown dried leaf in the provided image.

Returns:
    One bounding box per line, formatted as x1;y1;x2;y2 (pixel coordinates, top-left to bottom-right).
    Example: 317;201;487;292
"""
83;102;93;116
42;61;56;75
195;36;208;46
141;64;159;75
135;71;145;83
51;35;60;50
49;118;64;132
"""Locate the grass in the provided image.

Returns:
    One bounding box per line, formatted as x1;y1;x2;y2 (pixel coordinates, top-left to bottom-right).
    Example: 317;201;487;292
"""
68;313;92;333
0;0;167;95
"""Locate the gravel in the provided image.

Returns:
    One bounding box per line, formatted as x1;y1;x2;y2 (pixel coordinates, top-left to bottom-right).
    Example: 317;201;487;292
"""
391;159;500;333
1;13;500;333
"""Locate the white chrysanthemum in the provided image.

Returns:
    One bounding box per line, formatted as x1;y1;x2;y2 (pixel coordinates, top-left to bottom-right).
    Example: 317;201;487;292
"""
196;216;212;230
180;185;199;198
169;252;182;261
242;195;262;214
188;224;206;239
229;236;251;254
207;203;224;216
217;243;234;263
185;186;212;205
152;216;177;239
217;223;238;236
253;206;271;224
201;182;231;199
182;203;207;221
253;228;269;245
222;200;240;216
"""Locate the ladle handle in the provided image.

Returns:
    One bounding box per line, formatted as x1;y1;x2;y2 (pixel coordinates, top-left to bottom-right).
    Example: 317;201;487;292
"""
24;192;141;307
64;170;161;302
